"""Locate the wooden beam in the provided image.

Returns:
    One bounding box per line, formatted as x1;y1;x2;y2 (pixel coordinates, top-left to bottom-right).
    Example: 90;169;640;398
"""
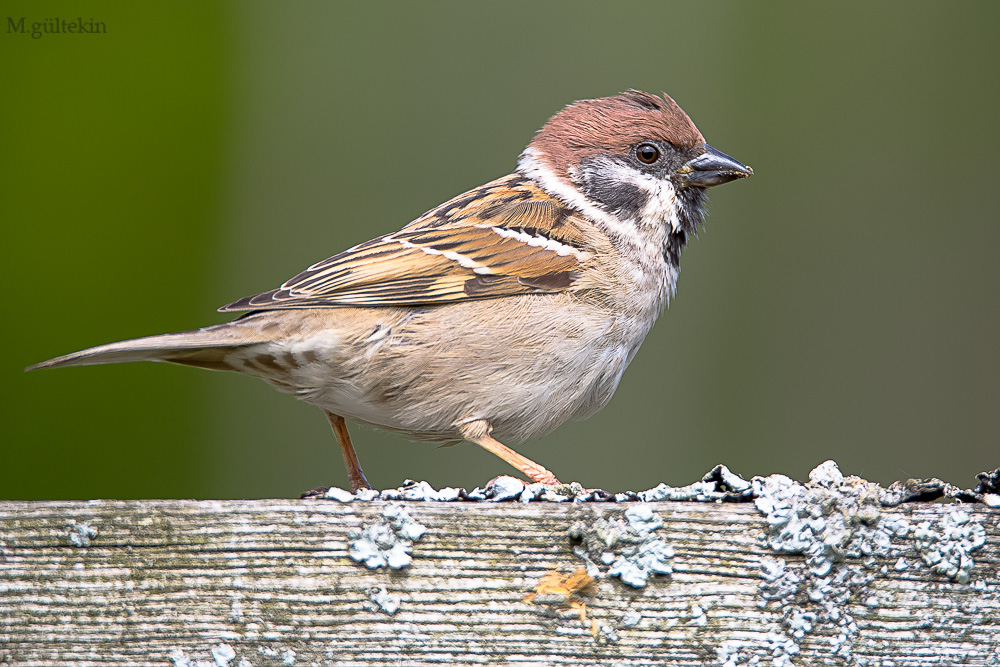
1;468;997;666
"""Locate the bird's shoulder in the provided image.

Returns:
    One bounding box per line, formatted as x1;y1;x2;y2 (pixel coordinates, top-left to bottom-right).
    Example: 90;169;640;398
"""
219;174;607;312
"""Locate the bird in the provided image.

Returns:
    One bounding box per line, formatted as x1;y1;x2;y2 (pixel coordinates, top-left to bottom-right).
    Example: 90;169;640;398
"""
27;90;752;492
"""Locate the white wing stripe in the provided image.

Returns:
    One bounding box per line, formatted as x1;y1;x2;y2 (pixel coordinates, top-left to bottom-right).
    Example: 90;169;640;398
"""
485;225;590;260
396;239;496;275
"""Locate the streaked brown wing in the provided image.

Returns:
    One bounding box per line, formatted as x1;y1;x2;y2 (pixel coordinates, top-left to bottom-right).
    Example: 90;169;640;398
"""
219;174;592;312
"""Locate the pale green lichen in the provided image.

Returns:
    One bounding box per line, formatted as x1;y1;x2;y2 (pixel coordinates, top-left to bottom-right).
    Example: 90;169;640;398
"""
366;585;401;615
348;503;426;569
746;460;990;667
67;519;98;547
569;504;673;588
911;508;986;584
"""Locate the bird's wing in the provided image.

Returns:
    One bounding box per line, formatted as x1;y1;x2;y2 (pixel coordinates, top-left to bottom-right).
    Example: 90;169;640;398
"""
220;174;594;311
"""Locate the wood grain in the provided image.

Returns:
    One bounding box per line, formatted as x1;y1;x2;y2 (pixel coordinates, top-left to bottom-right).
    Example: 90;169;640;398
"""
0;498;997;666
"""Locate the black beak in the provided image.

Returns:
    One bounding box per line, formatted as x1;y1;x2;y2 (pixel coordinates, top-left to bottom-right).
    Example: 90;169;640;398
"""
678;144;753;188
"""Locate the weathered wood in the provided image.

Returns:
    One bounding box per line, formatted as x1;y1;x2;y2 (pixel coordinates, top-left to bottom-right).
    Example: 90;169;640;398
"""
0;489;997;666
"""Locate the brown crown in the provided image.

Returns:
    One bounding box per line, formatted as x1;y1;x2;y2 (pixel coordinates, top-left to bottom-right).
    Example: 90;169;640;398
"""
527;90;705;180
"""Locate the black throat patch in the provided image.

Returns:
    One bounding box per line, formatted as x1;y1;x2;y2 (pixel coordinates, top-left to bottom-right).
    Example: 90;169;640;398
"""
663;187;708;266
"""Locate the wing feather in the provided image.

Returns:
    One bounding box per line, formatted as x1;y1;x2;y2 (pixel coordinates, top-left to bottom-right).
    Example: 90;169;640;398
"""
219;174;593;312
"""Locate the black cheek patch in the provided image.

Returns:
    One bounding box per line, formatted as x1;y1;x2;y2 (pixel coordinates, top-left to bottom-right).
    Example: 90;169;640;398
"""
576;159;649;220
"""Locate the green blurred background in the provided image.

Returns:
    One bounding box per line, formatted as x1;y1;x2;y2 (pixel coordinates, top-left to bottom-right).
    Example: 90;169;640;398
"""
3;1;997;499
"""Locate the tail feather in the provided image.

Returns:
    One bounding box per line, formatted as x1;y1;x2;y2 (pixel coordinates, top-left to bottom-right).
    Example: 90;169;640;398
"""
26;323;262;372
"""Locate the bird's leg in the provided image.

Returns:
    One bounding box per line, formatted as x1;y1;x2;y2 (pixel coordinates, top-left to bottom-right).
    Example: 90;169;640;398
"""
325;411;372;492
459;419;561;485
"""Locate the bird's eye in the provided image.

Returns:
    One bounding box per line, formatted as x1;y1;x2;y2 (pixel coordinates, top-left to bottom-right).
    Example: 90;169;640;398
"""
635;142;661;164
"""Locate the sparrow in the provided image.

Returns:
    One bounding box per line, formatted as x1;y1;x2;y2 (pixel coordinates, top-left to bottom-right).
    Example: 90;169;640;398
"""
28;90;752;492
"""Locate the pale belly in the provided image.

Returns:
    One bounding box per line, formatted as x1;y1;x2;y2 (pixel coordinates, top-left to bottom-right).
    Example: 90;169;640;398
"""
222;295;657;444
